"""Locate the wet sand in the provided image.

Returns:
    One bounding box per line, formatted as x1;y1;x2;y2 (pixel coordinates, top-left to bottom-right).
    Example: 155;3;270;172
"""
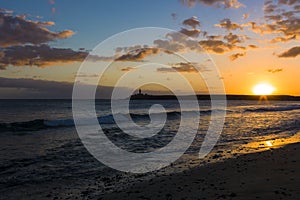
102;142;300;199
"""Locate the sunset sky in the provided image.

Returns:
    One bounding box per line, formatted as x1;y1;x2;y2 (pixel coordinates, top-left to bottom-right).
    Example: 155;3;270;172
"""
0;0;299;98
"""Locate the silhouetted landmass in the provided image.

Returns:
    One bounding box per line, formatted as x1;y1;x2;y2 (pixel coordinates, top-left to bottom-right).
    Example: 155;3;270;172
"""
130;93;300;101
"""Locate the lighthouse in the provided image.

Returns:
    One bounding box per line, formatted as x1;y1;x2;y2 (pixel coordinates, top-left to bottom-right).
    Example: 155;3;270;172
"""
139;88;142;95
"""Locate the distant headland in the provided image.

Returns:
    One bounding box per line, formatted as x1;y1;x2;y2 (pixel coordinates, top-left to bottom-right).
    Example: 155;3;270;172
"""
130;89;300;101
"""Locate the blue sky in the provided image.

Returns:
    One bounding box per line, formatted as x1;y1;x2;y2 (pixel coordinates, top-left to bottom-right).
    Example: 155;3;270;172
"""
1;0;264;49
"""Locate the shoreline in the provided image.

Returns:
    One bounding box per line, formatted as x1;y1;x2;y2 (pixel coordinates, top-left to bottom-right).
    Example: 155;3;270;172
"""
102;142;300;199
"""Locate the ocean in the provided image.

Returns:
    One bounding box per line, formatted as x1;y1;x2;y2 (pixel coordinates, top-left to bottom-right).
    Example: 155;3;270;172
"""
1;99;300;197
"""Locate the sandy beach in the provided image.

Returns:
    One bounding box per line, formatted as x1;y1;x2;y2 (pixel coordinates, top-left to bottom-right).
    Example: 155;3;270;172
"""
102;142;300;199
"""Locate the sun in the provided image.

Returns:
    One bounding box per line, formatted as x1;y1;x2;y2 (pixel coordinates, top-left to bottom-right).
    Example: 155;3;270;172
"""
252;83;275;95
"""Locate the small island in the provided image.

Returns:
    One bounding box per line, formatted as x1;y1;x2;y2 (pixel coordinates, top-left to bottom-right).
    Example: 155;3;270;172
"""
130;89;177;100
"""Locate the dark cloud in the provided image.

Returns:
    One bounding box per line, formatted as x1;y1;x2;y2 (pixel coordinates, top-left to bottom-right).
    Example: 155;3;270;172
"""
0;10;74;47
0;77;130;99
215;18;243;31
112;17;251;61
152;29;247;56
180;28;201;38
239;0;299;44
206;35;222;40
267;68;283;73
115;48;160;62
264;1;277;14
246;22;278;35
278;46;300;58
270;35;296;43
257;0;300;37
223;33;245;44
0;44;113;69
0;77;74;98
276;18;300;36
199;39;245;54
278;0;299;6
121;66;136;71
180;0;244;9
182;16;200;28
248;44;258;48
154;39;186;53
114;45;147;54
0;9;109;69
265;15;282;21
157;62;207;73
229;52;246;61
75;73;100;78
153;31;203;53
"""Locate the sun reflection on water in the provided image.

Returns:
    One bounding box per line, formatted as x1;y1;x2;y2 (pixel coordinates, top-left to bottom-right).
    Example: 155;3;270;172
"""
236;132;300;154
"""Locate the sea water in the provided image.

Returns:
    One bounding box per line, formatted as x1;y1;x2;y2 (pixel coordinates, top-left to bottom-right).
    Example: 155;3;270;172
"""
0;99;300;195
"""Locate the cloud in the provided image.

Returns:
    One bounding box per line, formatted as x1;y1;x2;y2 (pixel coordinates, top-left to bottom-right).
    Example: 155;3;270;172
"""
265;14;282;21
0;77;74;98
264;1;277;14
278;46;300;58
0;77;130;99
0;44;113;69
223;33;245;44
243;13;250;20
180;0;244;9
157;62;207;73
206;35;222;40
153;39;186;53
75;73;100;78
115;45;150;53
215;18;243;31
182;16;200;28
121;66;136;71
180;28;201;38
276;18;300;37
270;35;296;43
115;48;160;62
239;0;299;42
116;28;247;60
248;44;258;48
267;68;283;73
278;0;299;6
153;31;203;53
229;52;246;61
0;10;75;47
199;39;245;54
245;22;278;35
259;1;300;36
